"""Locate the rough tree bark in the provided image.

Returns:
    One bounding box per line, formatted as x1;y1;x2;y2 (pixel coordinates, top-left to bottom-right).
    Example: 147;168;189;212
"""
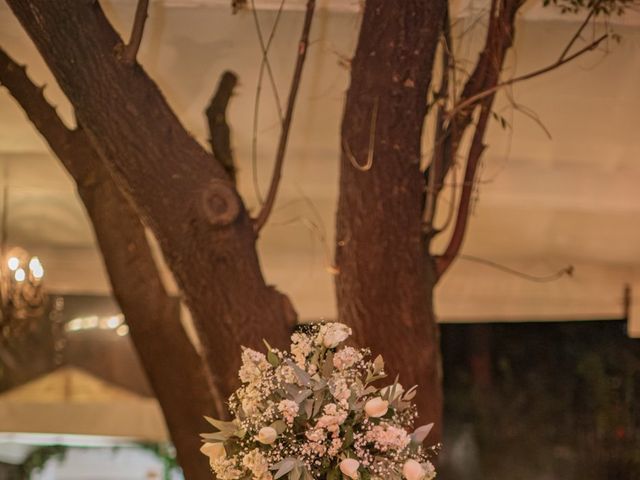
336;0;448;439
5;0;295;401
0;48;214;480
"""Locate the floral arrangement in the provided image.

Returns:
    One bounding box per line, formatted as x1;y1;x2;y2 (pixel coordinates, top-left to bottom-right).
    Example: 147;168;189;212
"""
200;322;437;480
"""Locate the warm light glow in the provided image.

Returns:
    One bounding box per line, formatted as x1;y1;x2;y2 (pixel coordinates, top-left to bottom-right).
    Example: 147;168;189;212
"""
28;256;44;279
106;315;122;329
66;318;83;331
116;324;129;336
7;256;19;271
14;268;25;282
82;316;99;329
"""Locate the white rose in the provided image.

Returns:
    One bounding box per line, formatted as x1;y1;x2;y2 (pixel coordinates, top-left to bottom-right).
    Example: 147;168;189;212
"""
339;458;360;479
364;397;388;417
403;459;425;480
255;426;277;445
200;442;225;462
322;323;352;348
380;383;404;402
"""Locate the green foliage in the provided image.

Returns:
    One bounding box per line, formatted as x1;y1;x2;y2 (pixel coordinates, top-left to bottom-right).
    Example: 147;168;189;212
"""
542;0;635;16
16;443;180;480
440;321;640;480
19;445;68;479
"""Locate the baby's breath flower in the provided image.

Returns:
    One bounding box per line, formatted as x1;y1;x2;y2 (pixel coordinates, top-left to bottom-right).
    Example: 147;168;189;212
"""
200;323;438;480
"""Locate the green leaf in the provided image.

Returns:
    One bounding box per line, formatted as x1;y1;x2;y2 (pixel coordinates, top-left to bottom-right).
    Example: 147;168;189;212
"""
270;420;288;435
204;416;237;433
273;458;297;479
303;399;314;419
263;340;281;367
290;465;302;480
312;389;326;417
322;350;334;378
290;363;312;386
342;426;354;448
403;385;418;401
327;467;340;480
373;355;384;374
200;432;228;442
301;468;314;480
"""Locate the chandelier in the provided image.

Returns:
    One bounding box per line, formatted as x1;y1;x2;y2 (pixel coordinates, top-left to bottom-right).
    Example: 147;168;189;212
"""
0;180;47;340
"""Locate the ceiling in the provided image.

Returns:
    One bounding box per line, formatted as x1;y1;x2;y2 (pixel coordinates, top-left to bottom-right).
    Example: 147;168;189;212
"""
1;1;640;335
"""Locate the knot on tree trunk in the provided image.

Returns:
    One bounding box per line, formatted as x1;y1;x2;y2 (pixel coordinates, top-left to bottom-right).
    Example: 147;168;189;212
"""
201;180;241;227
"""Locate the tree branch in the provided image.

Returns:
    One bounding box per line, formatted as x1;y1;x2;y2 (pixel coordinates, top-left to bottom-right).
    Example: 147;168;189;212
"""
6;0;295;426
0;46;218;479
253;0;316;233
425;0;520;218
0;49;74;157
206;70;238;184
435;0;522;279
122;0;149;65
447;33;608;120
435;105;490;278
424;4;453;233
559;0;604;61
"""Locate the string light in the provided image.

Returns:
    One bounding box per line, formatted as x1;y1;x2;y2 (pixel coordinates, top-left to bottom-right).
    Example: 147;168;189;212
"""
65;313;128;336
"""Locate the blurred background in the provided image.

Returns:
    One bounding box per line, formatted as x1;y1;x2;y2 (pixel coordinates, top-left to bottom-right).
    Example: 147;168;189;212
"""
0;0;639;478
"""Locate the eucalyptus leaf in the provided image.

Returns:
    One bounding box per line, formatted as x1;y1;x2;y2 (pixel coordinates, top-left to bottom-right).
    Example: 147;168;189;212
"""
301;468;314;480
200;432;228;442
322;350;334;378
343;426;354;448
327;467;340;480
204;416;237;433
303;399;314;419
273;458;298;479
290;465;302;480
290;363;312;386
373;355;384;374
271;420;288;435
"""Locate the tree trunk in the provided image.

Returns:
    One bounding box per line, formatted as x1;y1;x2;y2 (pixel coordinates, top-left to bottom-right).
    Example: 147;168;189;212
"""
76;163;215;480
0;47;214;478
5;0;294;400
336;0;446;439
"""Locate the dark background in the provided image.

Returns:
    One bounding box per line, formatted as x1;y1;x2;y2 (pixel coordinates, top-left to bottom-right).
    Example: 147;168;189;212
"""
439;320;640;480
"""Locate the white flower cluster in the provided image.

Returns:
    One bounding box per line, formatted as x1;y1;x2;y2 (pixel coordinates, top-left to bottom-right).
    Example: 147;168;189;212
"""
200;322;438;480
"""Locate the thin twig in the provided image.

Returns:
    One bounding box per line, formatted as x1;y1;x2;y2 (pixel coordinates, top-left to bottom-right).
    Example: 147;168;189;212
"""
251;0;286;203
433;160;458;234
447;33;608;119
424;5;453;231
343;97;378;172
559;1;600;61
122;0;149;65
254;0;316;233
460;255;574;283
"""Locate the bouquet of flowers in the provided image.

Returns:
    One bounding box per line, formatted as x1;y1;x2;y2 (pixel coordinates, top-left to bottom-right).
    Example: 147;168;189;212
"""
200;322;437;480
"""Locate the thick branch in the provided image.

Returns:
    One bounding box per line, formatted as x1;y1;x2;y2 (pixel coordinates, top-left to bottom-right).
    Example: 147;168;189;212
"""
0;49;74;156
6;0;295;405
434;0;522;278
0;46;217;479
206;70;238;184
425;0;522;220
435;106;490;278
122;0;149;64
253;0;316;232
